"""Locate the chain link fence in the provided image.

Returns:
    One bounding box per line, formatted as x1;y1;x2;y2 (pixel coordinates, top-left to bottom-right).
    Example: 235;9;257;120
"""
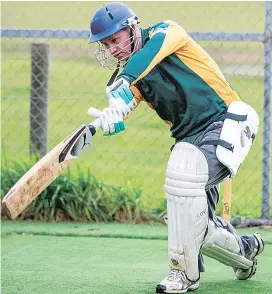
1;2;271;219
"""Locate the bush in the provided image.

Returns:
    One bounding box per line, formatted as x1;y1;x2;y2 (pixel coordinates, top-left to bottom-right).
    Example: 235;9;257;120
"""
1;161;164;223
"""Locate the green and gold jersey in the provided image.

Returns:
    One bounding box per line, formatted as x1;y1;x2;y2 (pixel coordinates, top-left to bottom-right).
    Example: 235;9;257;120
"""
119;20;241;141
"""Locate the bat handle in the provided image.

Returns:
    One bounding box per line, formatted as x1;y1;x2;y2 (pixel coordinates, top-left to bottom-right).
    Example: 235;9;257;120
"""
87;118;102;136
87;107;103;136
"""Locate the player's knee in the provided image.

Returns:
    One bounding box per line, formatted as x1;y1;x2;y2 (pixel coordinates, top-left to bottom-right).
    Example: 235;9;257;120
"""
165;143;209;280
165;142;209;199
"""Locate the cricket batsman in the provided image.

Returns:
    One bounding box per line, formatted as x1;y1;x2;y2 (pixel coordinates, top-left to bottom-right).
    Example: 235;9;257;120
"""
88;2;264;293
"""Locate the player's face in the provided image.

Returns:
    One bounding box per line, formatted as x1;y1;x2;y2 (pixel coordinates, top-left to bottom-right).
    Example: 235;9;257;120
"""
100;28;133;61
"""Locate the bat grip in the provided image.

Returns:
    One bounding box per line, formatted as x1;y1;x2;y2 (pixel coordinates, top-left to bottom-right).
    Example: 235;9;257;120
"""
87;107;103;136
88;118;102;136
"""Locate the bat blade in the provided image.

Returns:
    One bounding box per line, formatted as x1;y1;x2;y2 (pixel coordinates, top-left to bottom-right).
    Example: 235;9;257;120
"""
2;124;93;220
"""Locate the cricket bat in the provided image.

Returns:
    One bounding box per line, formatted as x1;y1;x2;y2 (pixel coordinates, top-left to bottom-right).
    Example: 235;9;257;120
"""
222;178;232;222
1;107;102;220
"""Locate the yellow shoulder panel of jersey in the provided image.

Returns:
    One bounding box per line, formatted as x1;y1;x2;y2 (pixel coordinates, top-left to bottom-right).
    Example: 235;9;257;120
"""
175;39;240;106
132;20;190;84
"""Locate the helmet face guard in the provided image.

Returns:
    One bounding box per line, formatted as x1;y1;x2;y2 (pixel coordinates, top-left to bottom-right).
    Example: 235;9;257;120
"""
88;2;140;69
94;21;140;70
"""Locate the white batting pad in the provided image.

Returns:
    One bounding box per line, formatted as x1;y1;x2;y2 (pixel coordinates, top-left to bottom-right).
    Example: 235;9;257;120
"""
202;221;253;269
216;101;259;178
165;142;209;281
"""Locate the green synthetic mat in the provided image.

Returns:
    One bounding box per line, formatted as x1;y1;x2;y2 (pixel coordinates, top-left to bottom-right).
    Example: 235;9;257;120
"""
2;233;272;294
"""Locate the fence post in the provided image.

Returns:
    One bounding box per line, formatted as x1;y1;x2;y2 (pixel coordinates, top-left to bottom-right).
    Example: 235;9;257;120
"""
262;2;272;219
30;43;49;158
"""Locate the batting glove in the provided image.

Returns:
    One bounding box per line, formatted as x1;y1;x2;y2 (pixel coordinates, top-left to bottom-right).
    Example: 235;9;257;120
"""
90;107;125;136
106;77;137;116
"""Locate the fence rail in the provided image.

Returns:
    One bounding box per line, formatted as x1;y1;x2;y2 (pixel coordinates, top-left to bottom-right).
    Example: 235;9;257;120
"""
0;29;265;42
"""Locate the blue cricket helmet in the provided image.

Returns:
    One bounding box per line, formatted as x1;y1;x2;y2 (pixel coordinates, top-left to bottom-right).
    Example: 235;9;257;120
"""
88;2;139;43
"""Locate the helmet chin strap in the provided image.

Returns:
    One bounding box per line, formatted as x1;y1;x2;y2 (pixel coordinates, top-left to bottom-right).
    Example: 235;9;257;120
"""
107;26;135;87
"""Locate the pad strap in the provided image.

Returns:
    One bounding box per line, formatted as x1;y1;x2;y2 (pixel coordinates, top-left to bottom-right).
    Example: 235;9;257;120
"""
199;139;234;151
223;112;248;122
198;113;248;151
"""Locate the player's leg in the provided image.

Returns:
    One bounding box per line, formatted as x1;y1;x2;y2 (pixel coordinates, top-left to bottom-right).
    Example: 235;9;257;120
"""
156;142;209;293
204;184;264;280
201;217;264;279
199;121;264;280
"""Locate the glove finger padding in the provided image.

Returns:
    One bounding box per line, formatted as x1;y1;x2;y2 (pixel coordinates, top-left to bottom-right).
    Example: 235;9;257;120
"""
109;98;131;116
114;109;126;133
101;108;125;136
102;108;115;136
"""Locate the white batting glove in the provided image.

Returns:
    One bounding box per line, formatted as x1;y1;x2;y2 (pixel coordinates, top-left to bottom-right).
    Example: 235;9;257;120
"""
106;77;137;116
89;107;125;136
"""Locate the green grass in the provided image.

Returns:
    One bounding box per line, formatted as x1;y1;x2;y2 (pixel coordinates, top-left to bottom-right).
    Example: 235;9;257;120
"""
2;221;272;242
1;221;272;294
1;2;265;32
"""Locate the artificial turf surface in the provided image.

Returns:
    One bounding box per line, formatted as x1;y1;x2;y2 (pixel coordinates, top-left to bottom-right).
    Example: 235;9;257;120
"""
1;221;272;294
